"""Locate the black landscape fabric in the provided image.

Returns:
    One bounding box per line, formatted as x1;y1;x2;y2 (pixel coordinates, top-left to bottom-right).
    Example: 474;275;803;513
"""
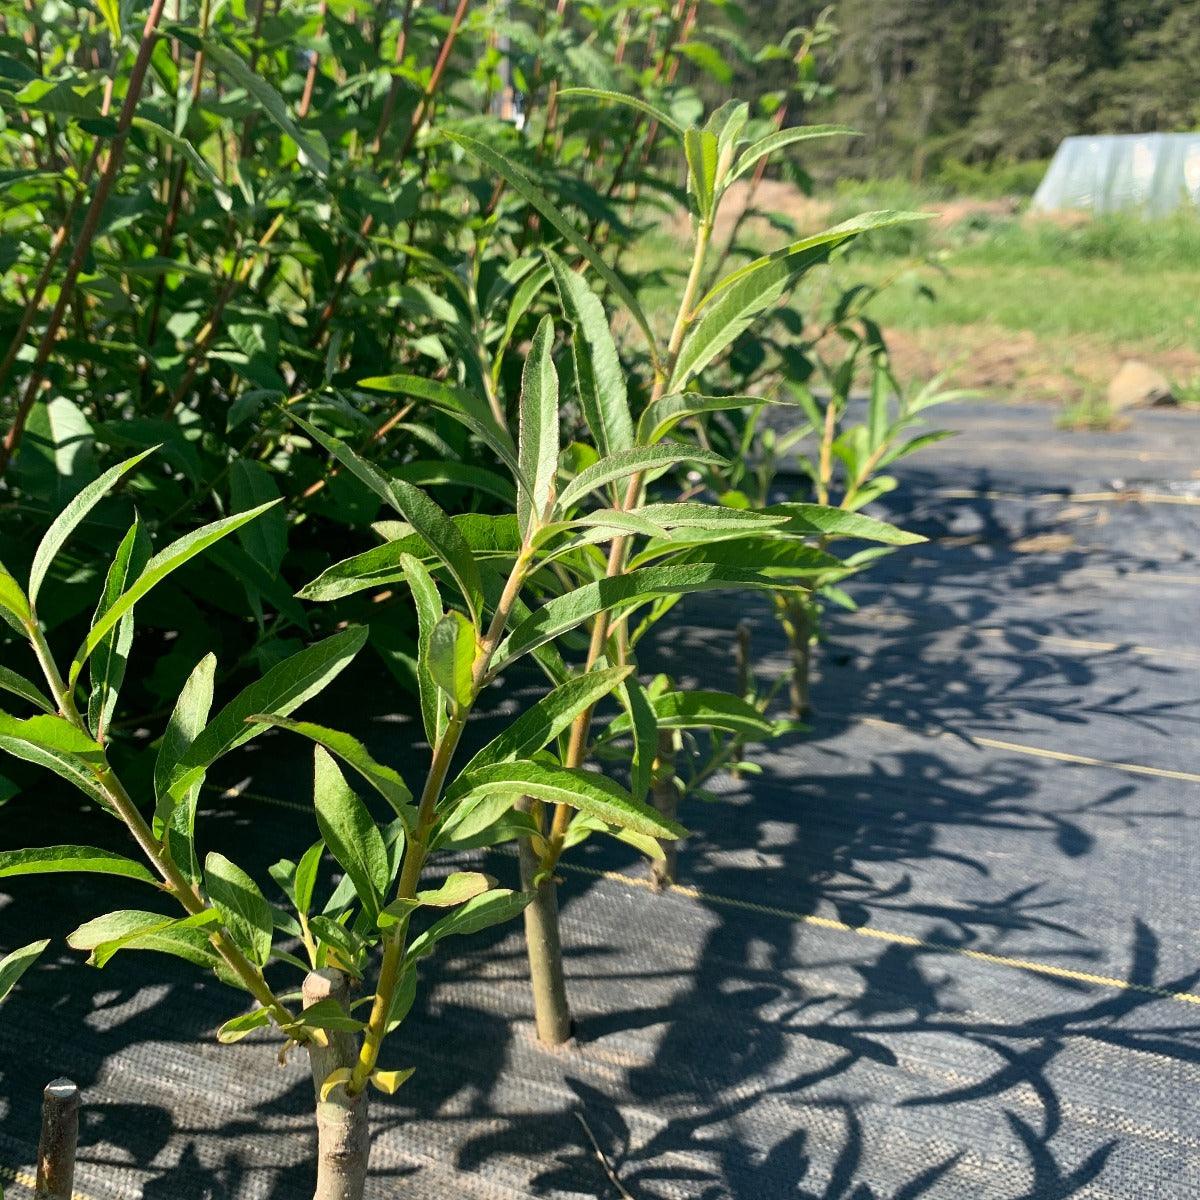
2;402;1198;1198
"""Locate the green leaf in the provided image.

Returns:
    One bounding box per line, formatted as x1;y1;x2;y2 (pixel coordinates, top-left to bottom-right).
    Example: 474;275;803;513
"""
183;33;329;176
764;503;924;545
0;712;108;804
300;515;520;603
204;852;273;967
377;870;496;927
450;761;685;839
0;666;53;714
95;0;121;42
297;998;366;1033
370;1067;415;1095
557;87;685;138
684;128;719;220
88;517;151;742
313;747;390;922
648;690;778;738
67;908;218;969
28;447;155;608
230;459;286;575
217;1007;272;1044
166;627;367;806
0;845;158;884
294;840;323;917
636;392;771;445
132;118;232;210
673;213;927;389
427;611;477;712
406;888;531;963
617;676;657;804
289;414;483;627
0;939;49;1005
444;131;657;361
70;501;280;684
398;553;444;745
516;316;559;539
556;445;726;514
153;652;215;873
464;664;633;773
492;564;795;670
545;250;633;459
728;125;858;184
355;375;520;484
246;716;413;822
0;561;32;632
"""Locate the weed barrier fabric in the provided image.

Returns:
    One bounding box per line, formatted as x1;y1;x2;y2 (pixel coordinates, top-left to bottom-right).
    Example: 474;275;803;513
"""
2;402;1199;1198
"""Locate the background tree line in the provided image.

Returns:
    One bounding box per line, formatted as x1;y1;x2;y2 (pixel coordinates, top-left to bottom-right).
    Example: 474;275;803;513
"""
692;0;1200;180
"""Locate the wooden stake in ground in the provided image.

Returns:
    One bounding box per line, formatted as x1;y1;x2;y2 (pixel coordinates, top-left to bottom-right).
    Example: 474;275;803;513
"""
303;970;371;1200
35;1078;79;1200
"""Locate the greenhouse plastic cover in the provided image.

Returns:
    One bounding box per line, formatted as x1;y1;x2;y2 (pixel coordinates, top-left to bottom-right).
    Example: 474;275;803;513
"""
1032;133;1200;215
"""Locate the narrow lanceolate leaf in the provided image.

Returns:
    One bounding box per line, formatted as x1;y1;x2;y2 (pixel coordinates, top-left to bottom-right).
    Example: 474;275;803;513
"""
557;88;684;138
672;212;927;389
94;0;121;43
289;413;483;627
445;131;657;360
765;503;924;545
545;250;633;458
67;909;218;969
28;447;155;608
452;761;686;840
217;1007;272;1044
427;611;477;712
492;565;796;671
153;653;215;868
183;33;329;176
313;747;390;922
617;676;657;804
556;446;727;514
71;501;280;684
516;316;559;539
728;125;858;184
0;667;53;713
88;517;152;742
246;716;413;822
0;939;49;1005
166;627;367;805
406;889;532;963
0;713;107;803
356;375;520;484
636;393;773;445
399;554;444;746
0;561;32;632
464;664;633;773
684;128;719;221
377;871;496;927
645;690;778;739
205;852;273;967
0;846;158;885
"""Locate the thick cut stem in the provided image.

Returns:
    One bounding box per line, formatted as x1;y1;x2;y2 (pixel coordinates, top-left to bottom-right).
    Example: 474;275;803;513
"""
649;728;679;891
517;825;571;1046
787;602;813;719
304;970;371;1200
35;1078;79;1200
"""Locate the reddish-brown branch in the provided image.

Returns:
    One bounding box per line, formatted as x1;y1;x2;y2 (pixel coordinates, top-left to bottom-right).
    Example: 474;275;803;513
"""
0;78;114;397
0;0;168;476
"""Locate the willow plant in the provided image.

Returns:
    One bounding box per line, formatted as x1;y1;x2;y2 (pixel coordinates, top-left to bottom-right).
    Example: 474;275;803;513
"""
418;99;926;1043
712;309;967;716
